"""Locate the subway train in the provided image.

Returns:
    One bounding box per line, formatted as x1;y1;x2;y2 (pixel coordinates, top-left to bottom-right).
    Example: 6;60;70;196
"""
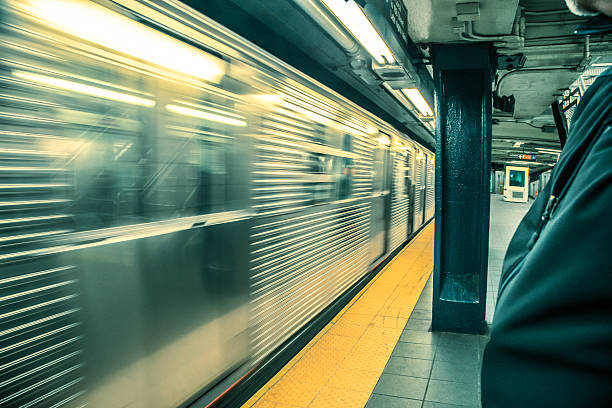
0;1;435;407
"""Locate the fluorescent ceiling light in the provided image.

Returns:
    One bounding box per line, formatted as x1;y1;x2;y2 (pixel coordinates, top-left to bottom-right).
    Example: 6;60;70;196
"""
535;147;562;153
513;141;524;148
401;89;433;117
322;0;394;64
13;70;155;106
19;0;226;82
166;104;247;127
376;135;390;145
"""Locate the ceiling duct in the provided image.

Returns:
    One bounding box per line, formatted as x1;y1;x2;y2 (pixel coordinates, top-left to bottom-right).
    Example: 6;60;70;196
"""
295;0;434;124
301;0;424;89
292;0;360;56
292;0;384;84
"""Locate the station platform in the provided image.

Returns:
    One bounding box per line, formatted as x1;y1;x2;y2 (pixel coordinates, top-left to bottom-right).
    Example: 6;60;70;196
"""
241;196;532;408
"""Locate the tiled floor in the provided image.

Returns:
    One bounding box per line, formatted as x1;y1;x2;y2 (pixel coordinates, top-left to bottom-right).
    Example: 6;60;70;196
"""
486;195;532;323
365;277;485;408
365;195;533;408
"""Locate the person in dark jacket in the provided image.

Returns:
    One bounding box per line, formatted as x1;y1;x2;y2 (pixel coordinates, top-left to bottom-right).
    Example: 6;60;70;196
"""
481;1;612;406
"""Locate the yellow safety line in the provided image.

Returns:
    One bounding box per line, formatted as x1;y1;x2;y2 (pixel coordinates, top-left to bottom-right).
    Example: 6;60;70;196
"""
242;222;435;408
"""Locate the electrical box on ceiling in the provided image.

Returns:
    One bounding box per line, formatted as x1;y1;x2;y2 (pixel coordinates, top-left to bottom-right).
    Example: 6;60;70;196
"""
371;61;417;88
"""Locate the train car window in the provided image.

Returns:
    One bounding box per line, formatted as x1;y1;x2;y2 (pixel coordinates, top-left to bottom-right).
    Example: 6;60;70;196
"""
373;140;388;193
307;124;335;204
302;124;358;205
372;132;393;194
404;149;413;198
0;9;247;231
66;78;243;228
338;133;353;200
395;156;405;197
144;102;236;218
67;82;149;229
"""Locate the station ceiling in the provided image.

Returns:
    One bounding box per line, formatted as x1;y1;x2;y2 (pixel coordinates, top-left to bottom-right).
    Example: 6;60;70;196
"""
194;0;612;174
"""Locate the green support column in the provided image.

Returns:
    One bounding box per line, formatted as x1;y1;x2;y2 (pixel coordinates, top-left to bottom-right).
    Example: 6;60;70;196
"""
431;44;493;334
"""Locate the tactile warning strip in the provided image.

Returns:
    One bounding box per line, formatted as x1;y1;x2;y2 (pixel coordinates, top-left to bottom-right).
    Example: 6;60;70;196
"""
242;222;435;408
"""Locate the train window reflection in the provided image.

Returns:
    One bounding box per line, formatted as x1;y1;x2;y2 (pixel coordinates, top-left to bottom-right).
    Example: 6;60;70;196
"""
305;126;356;204
1;12;244;231
308;124;333;204
373;146;386;193
338;134;353;200
308;152;334;204
404;149;412;198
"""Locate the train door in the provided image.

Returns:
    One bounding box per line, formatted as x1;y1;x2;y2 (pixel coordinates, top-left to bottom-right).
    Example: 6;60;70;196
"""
412;149;426;231
405;145;415;234
425;154;435;220
370;133;391;262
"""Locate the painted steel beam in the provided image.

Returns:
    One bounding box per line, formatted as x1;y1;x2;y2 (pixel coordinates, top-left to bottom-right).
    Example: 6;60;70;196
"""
431;43;493;334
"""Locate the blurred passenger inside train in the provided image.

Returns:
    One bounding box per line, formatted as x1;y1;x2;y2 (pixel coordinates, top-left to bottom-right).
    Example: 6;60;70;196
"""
482;0;612;406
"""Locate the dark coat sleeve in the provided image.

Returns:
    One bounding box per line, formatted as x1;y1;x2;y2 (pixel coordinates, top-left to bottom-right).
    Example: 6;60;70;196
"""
482;124;612;407
482;66;612;407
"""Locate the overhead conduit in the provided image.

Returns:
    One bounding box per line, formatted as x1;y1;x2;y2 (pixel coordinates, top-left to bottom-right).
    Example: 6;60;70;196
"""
456;2;524;47
292;0;361;56
292;0;434;140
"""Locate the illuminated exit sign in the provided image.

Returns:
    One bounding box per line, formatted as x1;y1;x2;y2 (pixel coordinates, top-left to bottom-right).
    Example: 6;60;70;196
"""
519;154;536;160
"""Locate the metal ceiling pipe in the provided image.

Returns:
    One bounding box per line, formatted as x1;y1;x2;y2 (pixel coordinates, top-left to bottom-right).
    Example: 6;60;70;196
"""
496;66;578;96
455;3;522;43
524;9;569;16
498;41;612;53
462;20;505;41
292;0;361;56
460;20;524;48
526;19;586;26
579;35;591;69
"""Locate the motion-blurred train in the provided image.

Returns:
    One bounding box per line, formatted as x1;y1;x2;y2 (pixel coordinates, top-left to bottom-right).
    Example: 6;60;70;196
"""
0;1;435;406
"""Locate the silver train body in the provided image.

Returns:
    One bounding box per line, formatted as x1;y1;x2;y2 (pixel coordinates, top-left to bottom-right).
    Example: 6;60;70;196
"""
0;1;435;407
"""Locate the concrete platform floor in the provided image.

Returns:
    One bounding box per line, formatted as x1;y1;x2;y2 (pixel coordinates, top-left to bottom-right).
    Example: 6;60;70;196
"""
486;195;533;323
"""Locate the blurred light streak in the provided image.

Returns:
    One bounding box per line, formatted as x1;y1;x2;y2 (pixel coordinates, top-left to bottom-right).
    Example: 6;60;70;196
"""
0;199;70;207
13;71;156;106
17;0;226;82
166;104;247;127
0;214;68;225
0;230;71;242
376;135;390;145
248;94;284;105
